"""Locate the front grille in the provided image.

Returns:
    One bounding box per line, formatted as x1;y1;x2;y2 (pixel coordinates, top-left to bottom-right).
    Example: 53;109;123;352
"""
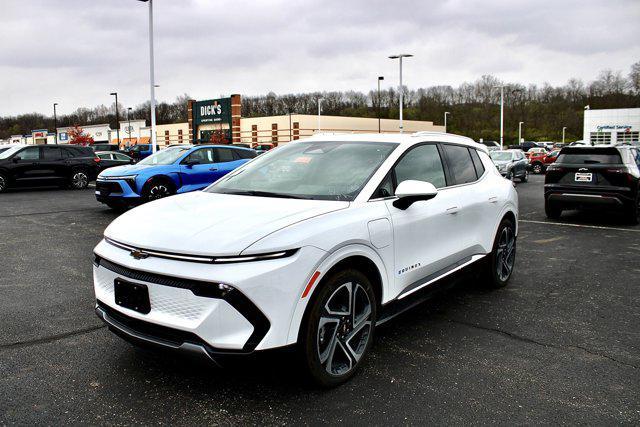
96;180;123;196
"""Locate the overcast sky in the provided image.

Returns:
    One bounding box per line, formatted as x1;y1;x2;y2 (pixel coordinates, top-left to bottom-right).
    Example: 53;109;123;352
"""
1;0;639;116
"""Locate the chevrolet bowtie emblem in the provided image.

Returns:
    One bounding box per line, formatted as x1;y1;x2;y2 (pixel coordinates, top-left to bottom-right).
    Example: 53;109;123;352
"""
130;249;149;260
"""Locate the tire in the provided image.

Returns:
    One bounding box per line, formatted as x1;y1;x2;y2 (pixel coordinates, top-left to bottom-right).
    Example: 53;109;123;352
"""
520;170;528;182
532;163;543;174
300;268;377;387
545;200;562;220
142;178;175;202
505;170;513;181
0;172;7;193
69;169;89;190
481;217;516;288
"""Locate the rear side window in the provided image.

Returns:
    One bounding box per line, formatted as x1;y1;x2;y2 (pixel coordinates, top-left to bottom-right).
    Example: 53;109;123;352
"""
557;148;622;165
394;144;447;188
235;149;257;159
43;147;62;160
215;148;236;163
469;149;485;177
442;144;477;184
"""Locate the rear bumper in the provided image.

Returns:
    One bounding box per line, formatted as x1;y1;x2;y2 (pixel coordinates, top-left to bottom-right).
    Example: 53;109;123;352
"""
544;185;633;210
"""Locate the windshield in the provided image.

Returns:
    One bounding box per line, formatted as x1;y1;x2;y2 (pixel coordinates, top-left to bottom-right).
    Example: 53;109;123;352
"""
0;146;23;160
138;147;189;165
490;151;513;161
206;140;397;201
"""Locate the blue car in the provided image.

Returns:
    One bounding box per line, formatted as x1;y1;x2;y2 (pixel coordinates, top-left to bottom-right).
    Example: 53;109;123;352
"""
95;144;256;209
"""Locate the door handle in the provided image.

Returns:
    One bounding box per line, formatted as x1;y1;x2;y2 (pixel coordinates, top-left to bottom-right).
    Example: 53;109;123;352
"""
446;206;459;214
488;196;498;203
209;167;218;171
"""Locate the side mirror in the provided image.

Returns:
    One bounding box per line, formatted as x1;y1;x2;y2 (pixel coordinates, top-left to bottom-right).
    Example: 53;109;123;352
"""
392;180;438;210
12;156;21;163
185;160;200;168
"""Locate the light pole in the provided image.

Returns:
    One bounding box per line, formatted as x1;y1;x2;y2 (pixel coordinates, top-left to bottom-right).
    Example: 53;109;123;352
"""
388;54;413;133
518;121;524;144
444;111;450;132
562;126;567;144
138;0;157;154
110;92;120;145
127;107;133;145
53;103;58;145
317;97;323;132
377;76;384;133
492;85;505;149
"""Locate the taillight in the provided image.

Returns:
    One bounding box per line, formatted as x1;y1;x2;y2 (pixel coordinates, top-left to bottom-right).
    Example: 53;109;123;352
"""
93;157;101;163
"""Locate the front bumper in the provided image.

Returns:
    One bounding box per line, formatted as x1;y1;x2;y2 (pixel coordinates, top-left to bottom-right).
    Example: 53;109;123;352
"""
93;239;326;352
95;179;142;205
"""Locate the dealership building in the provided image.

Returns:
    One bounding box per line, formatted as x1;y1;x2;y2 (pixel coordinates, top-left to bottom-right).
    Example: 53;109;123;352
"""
584;108;640;145
2;94;444;146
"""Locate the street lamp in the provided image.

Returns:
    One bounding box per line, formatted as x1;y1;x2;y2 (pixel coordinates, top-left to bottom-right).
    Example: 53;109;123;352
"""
493;85;505;149
110;92;120;145
444;112;450;132
127;107;133;146
388;54;413;133
562;126;567;144
518;121;524;144
53;103;58;145
138;0;157;154
317;97;323;132
377;76;384;133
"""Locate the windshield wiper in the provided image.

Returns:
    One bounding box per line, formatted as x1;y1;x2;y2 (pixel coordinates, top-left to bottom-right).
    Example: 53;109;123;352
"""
224;190;310;199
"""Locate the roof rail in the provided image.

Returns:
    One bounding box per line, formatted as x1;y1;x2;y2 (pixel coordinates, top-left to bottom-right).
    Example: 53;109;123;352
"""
411;131;447;137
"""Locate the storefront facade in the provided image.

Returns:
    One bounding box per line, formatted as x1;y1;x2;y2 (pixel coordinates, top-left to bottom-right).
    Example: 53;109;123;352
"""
584;108;640;146
187;95;241;144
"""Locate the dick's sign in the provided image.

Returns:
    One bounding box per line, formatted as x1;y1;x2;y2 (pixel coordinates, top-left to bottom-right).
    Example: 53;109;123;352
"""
194;98;232;125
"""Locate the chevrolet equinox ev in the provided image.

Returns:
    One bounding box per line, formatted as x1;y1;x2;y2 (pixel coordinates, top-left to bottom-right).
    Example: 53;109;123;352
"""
92;133;518;387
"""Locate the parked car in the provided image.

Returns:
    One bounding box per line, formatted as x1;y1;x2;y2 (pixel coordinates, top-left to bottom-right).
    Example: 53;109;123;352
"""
525;147;547;159
538;141;556;150
479;140;500;151
91;144;121;153
528;150;559;174
123;144;161;162
544;145;640;223
490;149;529;182
0;144;98;192
0;144;19;155
92;133;519;387
95;144;256;209
569;140;590;146
519;141;548;152
253;143;275;154
95;151;134;171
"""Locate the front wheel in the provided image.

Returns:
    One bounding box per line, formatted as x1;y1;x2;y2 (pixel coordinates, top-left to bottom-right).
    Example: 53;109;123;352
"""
481;218;516;288
143;180;175;202
0;173;7;193
625;194;640;225
532;163;543;174
300;269;377;387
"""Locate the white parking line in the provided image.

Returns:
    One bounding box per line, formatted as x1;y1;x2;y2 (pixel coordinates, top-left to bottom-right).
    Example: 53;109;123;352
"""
519;219;640;233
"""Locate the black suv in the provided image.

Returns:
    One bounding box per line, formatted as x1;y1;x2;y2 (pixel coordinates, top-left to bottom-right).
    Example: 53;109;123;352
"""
0;145;99;193
544;145;640;223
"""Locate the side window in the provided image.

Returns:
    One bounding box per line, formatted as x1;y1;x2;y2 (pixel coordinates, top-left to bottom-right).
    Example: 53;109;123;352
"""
236;149;257;160
442;144;477;184
633;149;640;168
43;147;62;160
18;146;40;160
183;148;214;165
215;148;236;163
394;144;447;189
469;148;485;177
114;153;129;161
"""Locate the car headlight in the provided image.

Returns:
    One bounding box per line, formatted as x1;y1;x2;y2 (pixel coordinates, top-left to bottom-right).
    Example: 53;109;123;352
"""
100;175;138;190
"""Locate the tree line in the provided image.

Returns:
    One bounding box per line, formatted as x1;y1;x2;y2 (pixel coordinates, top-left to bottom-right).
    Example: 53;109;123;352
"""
2;62;639;143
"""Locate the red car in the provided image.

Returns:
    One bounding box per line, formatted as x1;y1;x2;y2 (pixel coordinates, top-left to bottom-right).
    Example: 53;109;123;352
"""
529;150;559;174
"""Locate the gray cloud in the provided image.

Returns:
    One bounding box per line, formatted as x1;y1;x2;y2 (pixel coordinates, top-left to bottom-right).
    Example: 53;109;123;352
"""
0;0;638;116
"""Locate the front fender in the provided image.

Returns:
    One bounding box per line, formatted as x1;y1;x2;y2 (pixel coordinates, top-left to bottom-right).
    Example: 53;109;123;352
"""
285;243;390;345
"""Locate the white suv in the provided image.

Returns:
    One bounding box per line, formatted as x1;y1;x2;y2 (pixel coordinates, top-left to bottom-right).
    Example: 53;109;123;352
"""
93;133;518;386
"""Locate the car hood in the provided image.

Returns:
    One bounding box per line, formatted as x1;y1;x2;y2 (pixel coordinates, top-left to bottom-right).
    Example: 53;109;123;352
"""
103;191;349;256
98;164;157;177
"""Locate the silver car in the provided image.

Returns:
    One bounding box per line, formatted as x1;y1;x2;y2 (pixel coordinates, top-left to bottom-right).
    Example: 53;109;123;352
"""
490;149;529;182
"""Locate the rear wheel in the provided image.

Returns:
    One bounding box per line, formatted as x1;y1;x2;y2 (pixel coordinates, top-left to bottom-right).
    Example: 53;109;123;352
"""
143;179;175;202
545;200;562;220
0;172;7;193
300;269;376;387
520;170;528;182
481;218;516;288
625;193;640;225
69;169;89;189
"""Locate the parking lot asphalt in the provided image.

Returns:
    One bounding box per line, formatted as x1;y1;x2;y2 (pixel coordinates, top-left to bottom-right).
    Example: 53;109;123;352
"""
1;175;639;425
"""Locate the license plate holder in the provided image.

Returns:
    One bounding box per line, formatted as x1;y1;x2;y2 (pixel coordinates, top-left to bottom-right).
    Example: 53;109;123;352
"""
114;279;151;314
574;172;592;183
